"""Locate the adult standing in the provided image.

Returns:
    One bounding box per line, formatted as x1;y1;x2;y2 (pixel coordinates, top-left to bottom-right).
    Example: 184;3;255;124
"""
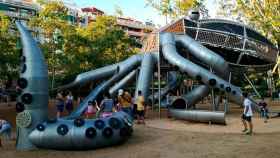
118;89;133;116
241;92;254;135
56;91;65;118
136;91;145;124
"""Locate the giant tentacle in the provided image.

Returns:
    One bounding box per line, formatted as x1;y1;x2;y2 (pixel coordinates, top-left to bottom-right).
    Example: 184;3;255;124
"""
161;32;243;105
66;64;142;119
29;112;133;150
15;22;134;150
59;54;143;90
109;69;138;96
15;21;49;150
64;54;144;119
174;34;230;107
135;53;155;102
65;81;107;119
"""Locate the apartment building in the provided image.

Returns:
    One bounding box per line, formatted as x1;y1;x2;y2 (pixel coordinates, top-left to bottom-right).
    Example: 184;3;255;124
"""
0;0;38;21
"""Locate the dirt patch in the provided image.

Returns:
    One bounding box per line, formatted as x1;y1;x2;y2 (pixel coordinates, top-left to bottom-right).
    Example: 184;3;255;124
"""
1;100;280;158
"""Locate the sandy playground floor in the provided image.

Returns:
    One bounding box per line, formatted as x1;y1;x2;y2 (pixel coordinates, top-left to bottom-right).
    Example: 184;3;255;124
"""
0;99;280;158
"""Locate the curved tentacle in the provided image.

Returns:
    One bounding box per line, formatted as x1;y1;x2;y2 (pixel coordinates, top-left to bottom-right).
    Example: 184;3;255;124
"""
64;54;144;119
58;54;143;90
15;22;134;150
109;69;138;96
64;81;107;119
175;34;230;107
161;32;243;105
29;112;133;149
15;21;49;150
135;53;156;102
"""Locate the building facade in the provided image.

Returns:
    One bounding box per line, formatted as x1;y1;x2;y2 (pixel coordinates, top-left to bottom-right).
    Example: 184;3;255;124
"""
81;7;104;23
0;0;38;21
116;16;155;44
0;0;155;46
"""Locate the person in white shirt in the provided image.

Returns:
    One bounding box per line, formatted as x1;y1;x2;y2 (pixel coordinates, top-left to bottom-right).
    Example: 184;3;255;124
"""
241;92;253;135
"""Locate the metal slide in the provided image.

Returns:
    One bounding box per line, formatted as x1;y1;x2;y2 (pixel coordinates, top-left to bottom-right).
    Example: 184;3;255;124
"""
65;81;107;119
173;34;230;107
61;54;143;119
135;53;155;102
169;109;226;124
61;52;157;119
59;54;143;90
109;69;138;96
161;32;244;105
161;32;245;124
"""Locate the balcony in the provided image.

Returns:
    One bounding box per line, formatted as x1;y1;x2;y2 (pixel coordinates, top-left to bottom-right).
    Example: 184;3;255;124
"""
117;19;154;31
3;10;33;19
0;0;39;10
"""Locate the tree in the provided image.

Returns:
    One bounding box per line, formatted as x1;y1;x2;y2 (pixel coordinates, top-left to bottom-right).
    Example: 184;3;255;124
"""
145;0;207;23
78;16;139;67
29;1;139;87
236;0;280;47
0;12;18;81
217;0;280;47
114;5;124;17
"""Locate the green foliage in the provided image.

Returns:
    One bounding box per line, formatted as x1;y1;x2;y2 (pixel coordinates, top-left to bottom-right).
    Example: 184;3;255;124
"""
28;1;139;87
0;12;18;81
221;0;280;47
114;5;124;17
237;0;280;46
145;0;207;22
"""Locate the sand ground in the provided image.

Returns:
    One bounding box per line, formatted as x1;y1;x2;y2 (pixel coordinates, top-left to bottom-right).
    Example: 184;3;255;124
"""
1;100;280;158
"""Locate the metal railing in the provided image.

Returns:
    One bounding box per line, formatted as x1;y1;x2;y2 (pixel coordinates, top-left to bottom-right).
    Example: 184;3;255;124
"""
2;10;32;19
185;26;278;63
0;0;39;10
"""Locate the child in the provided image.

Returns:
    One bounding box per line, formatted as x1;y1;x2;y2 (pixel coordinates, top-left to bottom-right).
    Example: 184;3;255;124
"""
136;91;145;124
56;91;65;118
99;93;115;118
85;101;99;119
0;119;12;147
258;97;269;123
65;91;74;114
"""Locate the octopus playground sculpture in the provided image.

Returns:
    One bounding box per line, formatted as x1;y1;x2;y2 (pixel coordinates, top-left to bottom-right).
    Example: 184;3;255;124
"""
14;12;278;150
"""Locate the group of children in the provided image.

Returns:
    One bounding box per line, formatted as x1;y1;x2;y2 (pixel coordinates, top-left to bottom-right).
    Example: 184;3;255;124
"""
84;90;146;124
55;89;146;124
55;91;74;118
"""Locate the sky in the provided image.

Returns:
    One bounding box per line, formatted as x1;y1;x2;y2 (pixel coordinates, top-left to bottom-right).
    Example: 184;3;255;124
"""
72;0;219;27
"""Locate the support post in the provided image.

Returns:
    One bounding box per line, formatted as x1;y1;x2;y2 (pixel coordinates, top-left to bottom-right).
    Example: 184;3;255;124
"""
152;74;154;111
158;38;161;118
243;73;262;98
210;67;215;111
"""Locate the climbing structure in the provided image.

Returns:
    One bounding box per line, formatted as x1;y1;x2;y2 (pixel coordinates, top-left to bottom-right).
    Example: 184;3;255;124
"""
15;11;278;150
